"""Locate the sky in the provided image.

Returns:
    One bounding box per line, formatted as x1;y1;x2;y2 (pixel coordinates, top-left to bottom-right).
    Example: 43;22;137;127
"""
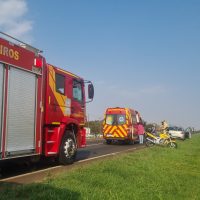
0;0;200;129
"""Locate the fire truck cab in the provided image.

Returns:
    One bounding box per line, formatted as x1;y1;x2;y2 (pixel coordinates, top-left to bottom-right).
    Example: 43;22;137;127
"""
0;32;94;165
103;107;143;144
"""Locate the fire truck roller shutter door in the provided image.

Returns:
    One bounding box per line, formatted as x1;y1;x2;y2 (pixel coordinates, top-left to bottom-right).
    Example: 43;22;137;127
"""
0;63;4;155
6;67;36;155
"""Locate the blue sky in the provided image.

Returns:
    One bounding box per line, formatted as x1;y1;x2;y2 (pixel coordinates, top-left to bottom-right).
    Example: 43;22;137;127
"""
0;0;200;129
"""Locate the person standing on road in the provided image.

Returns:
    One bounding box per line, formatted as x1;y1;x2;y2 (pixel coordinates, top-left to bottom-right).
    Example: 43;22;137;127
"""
137;122;145;144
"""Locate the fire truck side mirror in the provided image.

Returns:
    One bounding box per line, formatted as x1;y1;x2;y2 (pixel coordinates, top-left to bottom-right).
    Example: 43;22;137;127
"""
88;83;94;100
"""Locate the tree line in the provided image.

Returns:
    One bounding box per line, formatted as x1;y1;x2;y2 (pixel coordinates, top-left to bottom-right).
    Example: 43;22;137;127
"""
86;120;198;134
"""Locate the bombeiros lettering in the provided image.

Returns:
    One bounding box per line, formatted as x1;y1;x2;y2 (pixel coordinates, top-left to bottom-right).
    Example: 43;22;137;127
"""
0;44;19;60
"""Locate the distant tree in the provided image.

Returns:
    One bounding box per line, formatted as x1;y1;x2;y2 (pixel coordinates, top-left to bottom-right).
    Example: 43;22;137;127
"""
87;120;103;135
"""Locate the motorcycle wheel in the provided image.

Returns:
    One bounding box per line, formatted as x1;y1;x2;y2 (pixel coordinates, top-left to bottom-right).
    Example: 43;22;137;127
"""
145;139;155;147
167;142;177;149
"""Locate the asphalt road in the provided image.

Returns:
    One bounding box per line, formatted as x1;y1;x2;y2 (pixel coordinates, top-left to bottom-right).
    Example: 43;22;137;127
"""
0;138;145;184
76;138;143;161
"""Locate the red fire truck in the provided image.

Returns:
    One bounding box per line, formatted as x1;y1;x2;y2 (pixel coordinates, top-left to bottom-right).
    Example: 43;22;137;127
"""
0;32;94;164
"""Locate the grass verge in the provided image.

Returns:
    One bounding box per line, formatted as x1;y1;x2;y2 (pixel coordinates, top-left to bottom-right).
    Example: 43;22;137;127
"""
1;134;200;200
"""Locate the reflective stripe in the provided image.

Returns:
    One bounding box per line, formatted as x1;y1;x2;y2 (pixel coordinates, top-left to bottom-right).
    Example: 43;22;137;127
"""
118;126;127;136
103;124;128;138
52;122;61;125
116;129;124;137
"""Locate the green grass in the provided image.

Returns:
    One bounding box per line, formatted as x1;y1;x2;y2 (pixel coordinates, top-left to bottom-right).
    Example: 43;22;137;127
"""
1;134;200;200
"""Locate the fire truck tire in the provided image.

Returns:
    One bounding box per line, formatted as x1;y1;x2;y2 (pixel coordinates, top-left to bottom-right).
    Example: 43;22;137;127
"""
59;131;77;165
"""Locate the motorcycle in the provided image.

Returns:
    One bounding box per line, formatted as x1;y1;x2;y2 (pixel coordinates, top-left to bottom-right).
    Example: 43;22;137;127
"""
145;131;177;149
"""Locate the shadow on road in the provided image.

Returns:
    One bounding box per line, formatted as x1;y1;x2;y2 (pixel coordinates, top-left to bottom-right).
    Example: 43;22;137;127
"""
76;150;91;161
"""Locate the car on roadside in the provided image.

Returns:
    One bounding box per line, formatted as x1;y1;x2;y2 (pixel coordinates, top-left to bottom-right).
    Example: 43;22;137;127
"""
168;127;185;140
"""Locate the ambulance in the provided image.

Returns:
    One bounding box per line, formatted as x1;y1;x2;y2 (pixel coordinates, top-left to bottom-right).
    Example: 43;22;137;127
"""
103;107;143;144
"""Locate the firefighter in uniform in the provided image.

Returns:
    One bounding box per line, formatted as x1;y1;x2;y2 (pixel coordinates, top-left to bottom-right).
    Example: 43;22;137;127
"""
161;120;169;134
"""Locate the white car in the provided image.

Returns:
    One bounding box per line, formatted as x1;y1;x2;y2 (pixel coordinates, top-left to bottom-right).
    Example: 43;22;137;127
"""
168;127;185;140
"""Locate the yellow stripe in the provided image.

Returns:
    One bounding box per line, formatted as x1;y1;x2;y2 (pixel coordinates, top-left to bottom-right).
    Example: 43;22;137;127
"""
104;126;117;137
110;126;117;133
126;108;133;124
123;124;128;131
103;124;108;130
48;65;67;116
52;122;61;125
116;129;124;137
57;68;79;79
104;126;111;134
113;132;119;137
118;125;127;136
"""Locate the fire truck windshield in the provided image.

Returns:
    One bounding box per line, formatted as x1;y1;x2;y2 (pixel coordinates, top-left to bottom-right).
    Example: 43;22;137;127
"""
105;114;126;125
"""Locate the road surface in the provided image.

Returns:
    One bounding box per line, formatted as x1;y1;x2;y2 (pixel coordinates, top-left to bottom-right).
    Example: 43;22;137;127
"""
0;138;145;184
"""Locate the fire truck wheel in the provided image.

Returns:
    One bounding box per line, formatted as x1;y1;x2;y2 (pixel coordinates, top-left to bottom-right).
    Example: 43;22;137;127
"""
59;131;77;165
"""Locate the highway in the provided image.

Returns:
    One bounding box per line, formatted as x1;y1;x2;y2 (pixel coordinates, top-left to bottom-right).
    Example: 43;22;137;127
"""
77;138;143;161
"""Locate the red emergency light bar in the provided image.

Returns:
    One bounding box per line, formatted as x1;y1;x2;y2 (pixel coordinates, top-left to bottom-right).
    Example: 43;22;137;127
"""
34;57;43;68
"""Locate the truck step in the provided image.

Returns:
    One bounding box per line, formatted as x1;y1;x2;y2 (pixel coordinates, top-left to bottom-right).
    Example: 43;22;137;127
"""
47;152;57;155
48;130;55;133
46;141;56;144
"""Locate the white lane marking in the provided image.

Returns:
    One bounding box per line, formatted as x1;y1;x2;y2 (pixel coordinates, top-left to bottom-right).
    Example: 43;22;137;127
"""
0;147;137;182
0;165;62;182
